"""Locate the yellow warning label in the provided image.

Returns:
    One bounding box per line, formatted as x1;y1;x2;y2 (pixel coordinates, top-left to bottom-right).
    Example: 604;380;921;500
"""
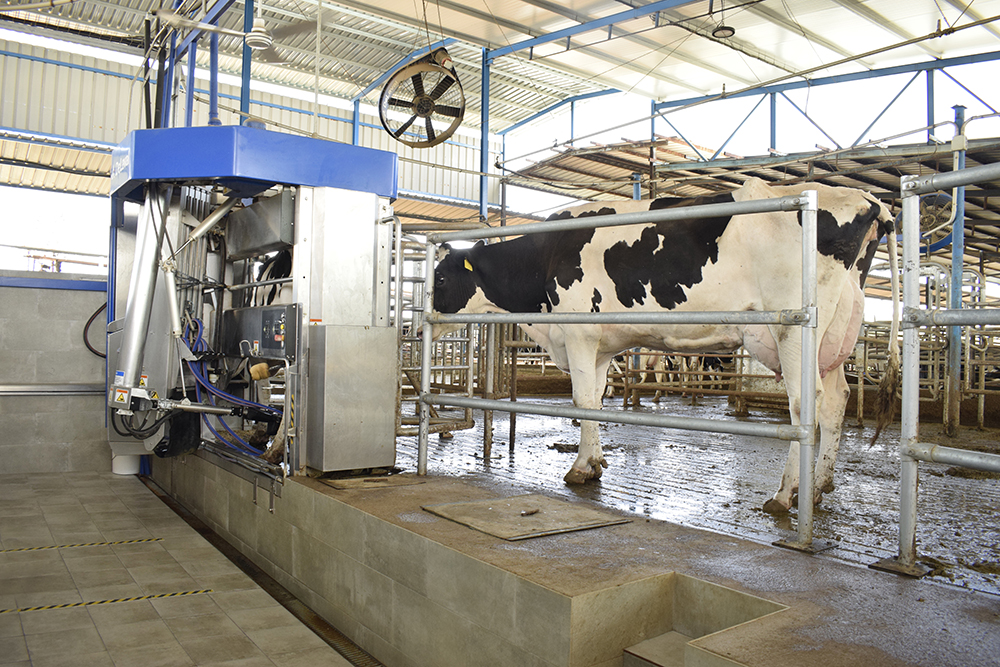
151;391;159;400
139;374;148;387
114;389;128;403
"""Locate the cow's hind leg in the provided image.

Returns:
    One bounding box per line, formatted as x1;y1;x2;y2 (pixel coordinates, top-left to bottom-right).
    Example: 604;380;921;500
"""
564;351;613;485
814;365;850;502
762;344;824;515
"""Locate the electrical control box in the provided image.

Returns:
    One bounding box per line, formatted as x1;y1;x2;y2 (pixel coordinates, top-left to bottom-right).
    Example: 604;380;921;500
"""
222;304;300;361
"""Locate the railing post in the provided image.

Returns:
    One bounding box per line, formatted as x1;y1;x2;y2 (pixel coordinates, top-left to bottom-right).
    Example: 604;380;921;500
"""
418;241;435;475
776;190;822;552
872;175;931;577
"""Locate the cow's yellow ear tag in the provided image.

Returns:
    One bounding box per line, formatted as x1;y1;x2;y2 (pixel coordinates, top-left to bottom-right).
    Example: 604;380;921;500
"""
464;259;474;271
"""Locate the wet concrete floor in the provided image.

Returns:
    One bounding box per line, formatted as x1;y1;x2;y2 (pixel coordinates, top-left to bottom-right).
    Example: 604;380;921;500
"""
397;394;1000;596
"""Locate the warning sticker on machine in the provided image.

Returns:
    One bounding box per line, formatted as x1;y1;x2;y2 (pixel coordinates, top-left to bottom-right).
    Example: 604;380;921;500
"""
114;388;128;404
139;374;148;387
113;371;124;386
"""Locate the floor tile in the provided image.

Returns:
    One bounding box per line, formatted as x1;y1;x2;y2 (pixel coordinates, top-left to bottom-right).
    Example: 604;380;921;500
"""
96;617;176;651
18;606;95;635
0;635;29;663
0;612;22;638
198;656;277;667
71;567;136;590
227;605;302;633
211;590;281;613
269;646;354;667
164;612;244;638
245;625;330;656
179;633;268;664
87;600;160;630
107;640;194;667
63;554;125;574
23;625;106;659
29;651;114;667
2;573;75;595
150;592;223;619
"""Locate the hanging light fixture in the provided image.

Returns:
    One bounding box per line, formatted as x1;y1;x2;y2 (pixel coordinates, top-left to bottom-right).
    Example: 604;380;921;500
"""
711;0;736;39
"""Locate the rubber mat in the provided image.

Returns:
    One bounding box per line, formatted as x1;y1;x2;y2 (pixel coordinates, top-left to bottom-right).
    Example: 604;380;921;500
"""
422;493;630;540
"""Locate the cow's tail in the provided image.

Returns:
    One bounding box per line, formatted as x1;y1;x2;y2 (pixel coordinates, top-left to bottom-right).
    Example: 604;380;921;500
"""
871;228;901;446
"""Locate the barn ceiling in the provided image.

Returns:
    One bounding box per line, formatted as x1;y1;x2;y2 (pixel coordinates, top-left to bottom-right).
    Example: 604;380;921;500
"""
1;0;999;234
1;0;998;134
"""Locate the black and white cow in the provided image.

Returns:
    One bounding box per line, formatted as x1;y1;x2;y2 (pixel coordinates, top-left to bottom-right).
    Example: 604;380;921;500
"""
432;178;899;513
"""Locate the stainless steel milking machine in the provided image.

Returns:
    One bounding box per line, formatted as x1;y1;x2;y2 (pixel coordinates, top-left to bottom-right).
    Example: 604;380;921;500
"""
106;125;400;479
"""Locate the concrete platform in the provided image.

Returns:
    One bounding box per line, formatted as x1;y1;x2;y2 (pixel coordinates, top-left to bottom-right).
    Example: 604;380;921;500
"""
152;452;1000;667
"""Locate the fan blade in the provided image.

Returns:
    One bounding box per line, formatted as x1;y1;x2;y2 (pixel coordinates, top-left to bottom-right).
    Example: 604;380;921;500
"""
255;46;286;64
394;115;417;138
429;76;455;100
152;9;245;38
411;74;425;98
425;117;436;142
270;15;322;41
434;105;463;118
387;97;414;110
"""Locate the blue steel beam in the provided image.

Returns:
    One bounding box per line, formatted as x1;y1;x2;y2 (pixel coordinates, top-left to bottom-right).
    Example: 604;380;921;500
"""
654;49;1000;112
352;39;457;102
850;71;921;147
240;0;253;123
488;0;698;60
498;89;620;136
779;92;841;150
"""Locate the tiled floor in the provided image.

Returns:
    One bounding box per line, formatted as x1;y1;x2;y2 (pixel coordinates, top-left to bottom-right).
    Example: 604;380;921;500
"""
0;472;354;667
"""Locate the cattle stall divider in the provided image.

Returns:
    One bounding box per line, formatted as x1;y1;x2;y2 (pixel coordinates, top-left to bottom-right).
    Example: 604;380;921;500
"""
418;191;828;551
874;163;1000;577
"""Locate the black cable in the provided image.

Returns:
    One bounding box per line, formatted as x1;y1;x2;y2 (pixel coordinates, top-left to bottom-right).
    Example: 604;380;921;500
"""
84;302;107;358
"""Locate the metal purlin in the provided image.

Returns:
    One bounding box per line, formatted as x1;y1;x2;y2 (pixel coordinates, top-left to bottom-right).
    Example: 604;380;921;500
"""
419;191;823;550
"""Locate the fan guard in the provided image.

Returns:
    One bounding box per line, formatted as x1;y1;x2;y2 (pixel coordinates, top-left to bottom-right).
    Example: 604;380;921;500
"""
379;48;465;149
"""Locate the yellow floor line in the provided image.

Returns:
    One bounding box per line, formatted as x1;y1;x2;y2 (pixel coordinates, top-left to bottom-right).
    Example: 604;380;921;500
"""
0;537;163;553
0;589;213;614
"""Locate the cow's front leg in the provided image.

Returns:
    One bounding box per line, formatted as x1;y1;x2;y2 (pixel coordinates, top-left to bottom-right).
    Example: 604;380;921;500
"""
564;348;613;485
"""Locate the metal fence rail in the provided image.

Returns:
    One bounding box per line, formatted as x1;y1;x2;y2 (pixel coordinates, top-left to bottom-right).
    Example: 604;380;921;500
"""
874;161;1000;577
418;191;825;550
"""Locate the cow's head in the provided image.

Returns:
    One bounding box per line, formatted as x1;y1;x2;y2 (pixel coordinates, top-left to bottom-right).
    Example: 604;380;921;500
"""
431;242;495;339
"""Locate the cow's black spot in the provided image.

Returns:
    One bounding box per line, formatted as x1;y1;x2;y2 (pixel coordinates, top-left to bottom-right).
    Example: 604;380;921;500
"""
604;193;734;309
591;288;602;313
804;202;881;271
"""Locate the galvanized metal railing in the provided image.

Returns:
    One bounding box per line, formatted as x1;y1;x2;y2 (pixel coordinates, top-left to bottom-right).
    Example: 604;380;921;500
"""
418;191;824;549
874;163;1000;577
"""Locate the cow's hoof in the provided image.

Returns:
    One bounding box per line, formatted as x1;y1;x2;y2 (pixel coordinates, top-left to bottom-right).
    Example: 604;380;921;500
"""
563;467;591;484
821;481;835;494
762;498;791;515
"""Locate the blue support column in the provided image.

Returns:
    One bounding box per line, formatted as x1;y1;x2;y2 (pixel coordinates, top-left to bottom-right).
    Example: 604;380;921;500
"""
947;105;966;435
570;100;576;145
353;100;361;145
926;70;935;143
208;33;221;125
240;0;253;124
632;173;641;200
769;92;777;151
479;48;491;222
185;42;197;127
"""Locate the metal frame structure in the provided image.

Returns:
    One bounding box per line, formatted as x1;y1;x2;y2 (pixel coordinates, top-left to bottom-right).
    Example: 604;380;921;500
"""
417;190;827;550
874;161;1000;577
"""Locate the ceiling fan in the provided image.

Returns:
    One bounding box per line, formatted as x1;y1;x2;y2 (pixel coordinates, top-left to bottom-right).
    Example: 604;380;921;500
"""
152;8;309;63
